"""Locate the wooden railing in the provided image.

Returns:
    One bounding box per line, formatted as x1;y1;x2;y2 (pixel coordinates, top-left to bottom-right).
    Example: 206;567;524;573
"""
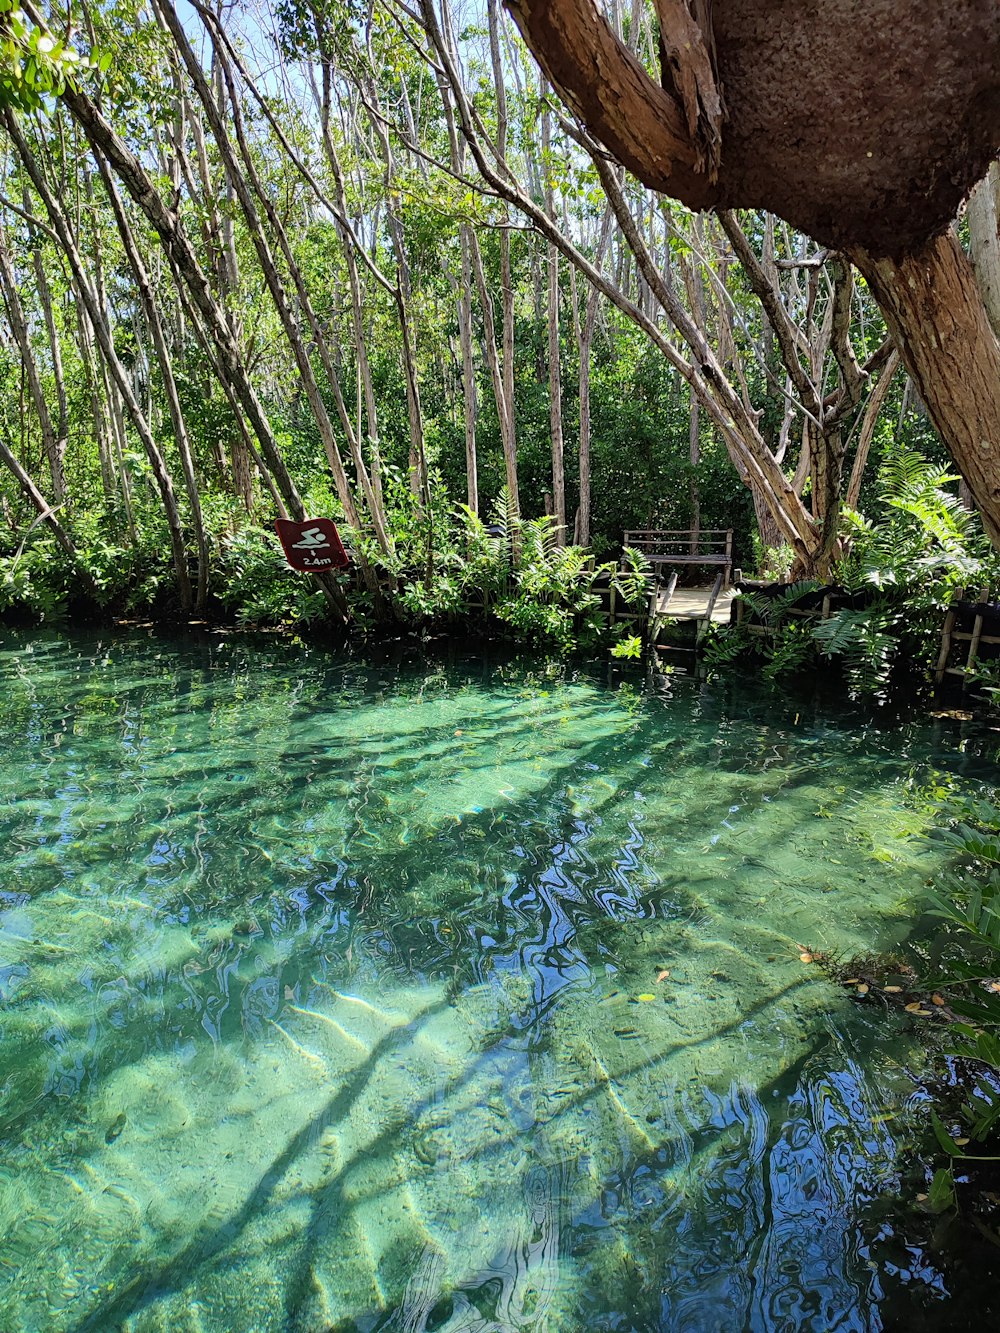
624;529;733;585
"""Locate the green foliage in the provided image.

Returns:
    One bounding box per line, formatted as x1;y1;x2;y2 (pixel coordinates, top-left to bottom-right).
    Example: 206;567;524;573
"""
927;1166;957;1214
0;3;101;112
0;534;72;620
839;448;984;595
752;541;795;583
916;797;1000;1198
214;526;328;628
348;480;652;652
812;607;898;695
610;634;643;660
706;448;986;695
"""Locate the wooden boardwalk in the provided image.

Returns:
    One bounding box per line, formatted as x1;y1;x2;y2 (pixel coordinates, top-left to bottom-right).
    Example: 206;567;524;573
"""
655;582;737;624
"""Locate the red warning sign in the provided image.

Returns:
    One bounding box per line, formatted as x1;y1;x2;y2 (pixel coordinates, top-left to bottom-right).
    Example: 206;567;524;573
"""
274;518;350;572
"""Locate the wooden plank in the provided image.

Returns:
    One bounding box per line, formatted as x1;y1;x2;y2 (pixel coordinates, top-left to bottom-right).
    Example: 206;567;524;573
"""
951;632;1000;646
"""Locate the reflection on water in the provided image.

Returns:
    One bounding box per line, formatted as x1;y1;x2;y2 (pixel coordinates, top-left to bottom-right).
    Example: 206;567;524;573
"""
0;629;995;1330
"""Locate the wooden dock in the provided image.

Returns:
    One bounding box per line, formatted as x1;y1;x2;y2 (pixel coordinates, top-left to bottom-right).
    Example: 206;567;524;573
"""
656;583;737;624
647;572;737;653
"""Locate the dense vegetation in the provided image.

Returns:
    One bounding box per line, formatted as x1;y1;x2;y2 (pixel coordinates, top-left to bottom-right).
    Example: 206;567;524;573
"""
7;0;1000;1284
0;0;976;659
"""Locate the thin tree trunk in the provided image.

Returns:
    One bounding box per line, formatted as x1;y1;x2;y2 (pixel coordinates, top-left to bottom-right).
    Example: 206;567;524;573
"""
76;303;121;515
575;209;613;548
7;113;194;609
487;0;517;483
541;93;566;543
24;191;69;502
0;437;81;563
688;396;700;549
314;63;386;515
470;237;519;515
458;226;479;514
0;217;65;502
436;65;480;517
845;351;899;510
96;152;210;609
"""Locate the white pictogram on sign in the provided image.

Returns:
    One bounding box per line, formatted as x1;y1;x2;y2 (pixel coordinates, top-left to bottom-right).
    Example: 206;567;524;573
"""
291;527;331;551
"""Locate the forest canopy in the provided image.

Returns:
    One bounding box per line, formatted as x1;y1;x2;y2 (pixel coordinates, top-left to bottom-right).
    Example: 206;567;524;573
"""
0;0;990;633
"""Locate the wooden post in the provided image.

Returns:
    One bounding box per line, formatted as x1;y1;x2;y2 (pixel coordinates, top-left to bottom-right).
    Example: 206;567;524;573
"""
697;571;724;646
935;587;962;684
965;584;990;681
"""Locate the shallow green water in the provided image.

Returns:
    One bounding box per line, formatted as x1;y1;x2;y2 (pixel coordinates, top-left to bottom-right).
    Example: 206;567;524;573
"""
0;630;994;1331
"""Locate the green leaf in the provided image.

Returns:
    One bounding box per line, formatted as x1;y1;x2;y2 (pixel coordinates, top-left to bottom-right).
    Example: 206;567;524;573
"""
931;1111;968;1157
927;1167;956;1214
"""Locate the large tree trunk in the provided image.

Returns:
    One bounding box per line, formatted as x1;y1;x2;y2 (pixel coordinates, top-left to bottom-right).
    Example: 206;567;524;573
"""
968;162;1000;340
851;229;1000;548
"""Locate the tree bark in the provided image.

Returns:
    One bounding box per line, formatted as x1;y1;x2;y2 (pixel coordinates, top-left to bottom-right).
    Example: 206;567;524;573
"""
851;229;1000;549
968;162;1000;341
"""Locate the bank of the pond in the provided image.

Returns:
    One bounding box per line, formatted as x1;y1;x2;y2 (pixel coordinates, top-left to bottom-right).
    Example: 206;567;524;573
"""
2;627;1000;1330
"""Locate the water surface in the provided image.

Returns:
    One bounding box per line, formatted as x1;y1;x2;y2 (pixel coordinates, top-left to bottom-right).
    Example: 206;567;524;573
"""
0;630;992;1330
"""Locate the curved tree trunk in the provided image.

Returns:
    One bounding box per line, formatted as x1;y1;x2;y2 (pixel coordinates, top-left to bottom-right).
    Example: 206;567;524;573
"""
851;229;1000;549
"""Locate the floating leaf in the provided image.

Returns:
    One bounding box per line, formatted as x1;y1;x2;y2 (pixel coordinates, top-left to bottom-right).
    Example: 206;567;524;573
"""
932;993;946;1006
843;977;861;985
884;985;903;993
857;984;870;995
905;1001;923;1013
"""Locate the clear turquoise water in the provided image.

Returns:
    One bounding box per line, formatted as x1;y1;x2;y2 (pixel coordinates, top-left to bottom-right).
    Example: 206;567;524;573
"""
0;629;993;1331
